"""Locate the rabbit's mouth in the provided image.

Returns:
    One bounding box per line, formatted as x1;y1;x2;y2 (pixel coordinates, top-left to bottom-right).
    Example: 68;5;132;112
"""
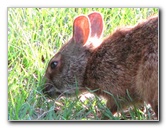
42;83;57;98
43;82;85;98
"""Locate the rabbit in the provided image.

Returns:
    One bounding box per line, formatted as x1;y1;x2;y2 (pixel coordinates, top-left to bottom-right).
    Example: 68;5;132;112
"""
43;12;158;119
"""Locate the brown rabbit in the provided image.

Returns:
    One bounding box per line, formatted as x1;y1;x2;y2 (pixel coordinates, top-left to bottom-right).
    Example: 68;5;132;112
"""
43;12;158;119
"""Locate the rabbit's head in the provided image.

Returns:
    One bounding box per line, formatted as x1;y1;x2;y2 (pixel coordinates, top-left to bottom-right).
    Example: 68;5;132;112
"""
43;12;104;97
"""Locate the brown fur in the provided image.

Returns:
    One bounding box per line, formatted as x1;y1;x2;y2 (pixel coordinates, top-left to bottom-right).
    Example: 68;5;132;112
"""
43;12;158;118
84;16;158;116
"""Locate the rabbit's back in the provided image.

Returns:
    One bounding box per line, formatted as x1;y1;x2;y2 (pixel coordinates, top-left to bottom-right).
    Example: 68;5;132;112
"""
84;16;158;115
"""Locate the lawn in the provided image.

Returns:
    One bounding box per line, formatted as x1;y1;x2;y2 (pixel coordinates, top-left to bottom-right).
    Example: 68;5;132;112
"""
8;8;158;120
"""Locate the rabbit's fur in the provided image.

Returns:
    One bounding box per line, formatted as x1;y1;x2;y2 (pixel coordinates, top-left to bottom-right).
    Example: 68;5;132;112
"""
43;12;158;118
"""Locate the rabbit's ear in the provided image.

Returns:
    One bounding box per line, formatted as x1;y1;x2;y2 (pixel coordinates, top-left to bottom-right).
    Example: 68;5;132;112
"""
84;12;104;48
73;15;90;45
88;12;103;39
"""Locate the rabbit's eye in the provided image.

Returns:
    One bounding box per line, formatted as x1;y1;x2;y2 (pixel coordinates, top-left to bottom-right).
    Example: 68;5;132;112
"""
50;61;58;69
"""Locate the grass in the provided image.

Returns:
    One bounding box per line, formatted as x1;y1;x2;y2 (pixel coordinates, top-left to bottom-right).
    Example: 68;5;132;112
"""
8;8;158;121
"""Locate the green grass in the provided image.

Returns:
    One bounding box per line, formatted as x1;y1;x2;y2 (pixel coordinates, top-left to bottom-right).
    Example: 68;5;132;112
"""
8;8;158;120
